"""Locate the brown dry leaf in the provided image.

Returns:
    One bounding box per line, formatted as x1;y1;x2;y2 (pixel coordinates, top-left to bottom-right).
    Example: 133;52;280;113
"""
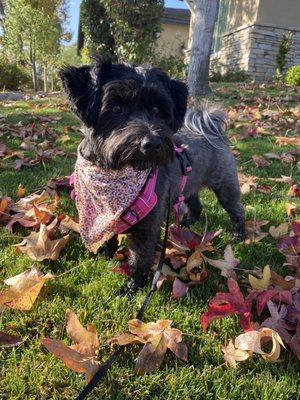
58;215;80;234
66;309;99;356
17;184;26;198
270;271;295;290
275;137;300;146
252;155;270;168
42;309;100;382
222;340;250;368
234;327;285;362
245;220;269;244
238;173;257;195
0;332;23;347
109;319;187;375
14;224;69;261
286;202;297;218
0;267;53;310
269;222;289;239
249;265;271;290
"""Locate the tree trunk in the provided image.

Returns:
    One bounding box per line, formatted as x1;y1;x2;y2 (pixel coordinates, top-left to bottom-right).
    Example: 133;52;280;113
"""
186;0;219;97
50;73;54;92
43;63;48;93
29;42;39;92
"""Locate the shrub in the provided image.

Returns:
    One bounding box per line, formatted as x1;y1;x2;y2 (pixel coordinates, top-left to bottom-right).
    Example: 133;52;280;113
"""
210;69;248;83
154;55;186;80
285;65;300;86
0;61;31;91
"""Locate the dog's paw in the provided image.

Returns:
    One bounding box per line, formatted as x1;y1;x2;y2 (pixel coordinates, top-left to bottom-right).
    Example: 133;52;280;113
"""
233;229;246;242
120;279;141;297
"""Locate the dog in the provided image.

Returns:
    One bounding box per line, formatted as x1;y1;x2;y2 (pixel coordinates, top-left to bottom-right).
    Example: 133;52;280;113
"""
60;56;245;294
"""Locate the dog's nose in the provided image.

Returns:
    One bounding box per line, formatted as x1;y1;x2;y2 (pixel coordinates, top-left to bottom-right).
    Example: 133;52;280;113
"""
141;137;162;154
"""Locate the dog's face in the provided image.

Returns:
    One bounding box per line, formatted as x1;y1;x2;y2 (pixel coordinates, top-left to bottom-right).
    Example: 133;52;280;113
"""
60;56;188;170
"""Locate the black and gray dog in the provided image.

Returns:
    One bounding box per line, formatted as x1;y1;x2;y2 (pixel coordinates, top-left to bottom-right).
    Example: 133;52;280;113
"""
60;56;245;293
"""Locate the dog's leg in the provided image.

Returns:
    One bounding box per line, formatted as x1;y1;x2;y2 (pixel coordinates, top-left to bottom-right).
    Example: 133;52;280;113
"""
182;193;203;227
101;235;118;259
125;222;162;295
212;183;246;241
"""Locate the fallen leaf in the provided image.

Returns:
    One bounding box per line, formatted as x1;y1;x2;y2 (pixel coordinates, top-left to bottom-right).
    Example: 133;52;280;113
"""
42;309;100;382
270;271;295;290
14;224;69;261
0;267;53;310
288;185;300;198
201;278;254;332
17;184;26;198
245;220;269;243
269;223;289;239
0;332;23;347
109;319;187;375
289;325;300;359
252;155;270;168
234;327;285;362
275;137;300;146
249;265;271;290
256;185;272;195
238;173;257;195
172;278;189;300
261;301;294;343
202;244;239;279
222;340;250;368
58;215;80;234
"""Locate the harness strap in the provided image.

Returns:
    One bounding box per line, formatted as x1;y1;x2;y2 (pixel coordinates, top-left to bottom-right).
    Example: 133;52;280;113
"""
173;145;192;226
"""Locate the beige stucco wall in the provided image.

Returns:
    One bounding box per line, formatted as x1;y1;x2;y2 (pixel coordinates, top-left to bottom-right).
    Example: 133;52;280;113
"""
227;0;259;32
256;0;300;30
156;22;189;57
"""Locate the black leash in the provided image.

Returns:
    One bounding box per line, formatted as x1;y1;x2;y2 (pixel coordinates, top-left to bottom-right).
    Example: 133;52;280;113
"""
76;197;172;400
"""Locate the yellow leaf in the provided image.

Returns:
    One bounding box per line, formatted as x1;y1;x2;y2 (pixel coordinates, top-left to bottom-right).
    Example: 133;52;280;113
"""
249;265;271;290
269;222;289;239
17;184;26;198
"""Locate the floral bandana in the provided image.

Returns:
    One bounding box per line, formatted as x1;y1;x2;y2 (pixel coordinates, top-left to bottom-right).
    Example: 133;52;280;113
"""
73;143;150;253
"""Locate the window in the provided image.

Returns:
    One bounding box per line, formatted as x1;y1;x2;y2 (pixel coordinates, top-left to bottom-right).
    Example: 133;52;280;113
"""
212;0;231;53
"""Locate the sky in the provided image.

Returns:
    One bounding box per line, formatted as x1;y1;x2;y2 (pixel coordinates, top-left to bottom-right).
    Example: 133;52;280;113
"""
68;0;188;43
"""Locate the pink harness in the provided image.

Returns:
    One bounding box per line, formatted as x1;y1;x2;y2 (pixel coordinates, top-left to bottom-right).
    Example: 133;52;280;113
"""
115;144;192;233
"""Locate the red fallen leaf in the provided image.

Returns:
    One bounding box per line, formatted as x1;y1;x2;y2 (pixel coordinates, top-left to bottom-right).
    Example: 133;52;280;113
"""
252;155;270;168
253;289;293;315
288;185;300;198
260;301;295;343
45;176;71;195
172;278;189;300
112;262;131;276
168;224;202;251
201;278;254;332
256;185;272;195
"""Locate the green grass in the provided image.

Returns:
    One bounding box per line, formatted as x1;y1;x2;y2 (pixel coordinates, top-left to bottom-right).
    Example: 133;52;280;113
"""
0;84;300;400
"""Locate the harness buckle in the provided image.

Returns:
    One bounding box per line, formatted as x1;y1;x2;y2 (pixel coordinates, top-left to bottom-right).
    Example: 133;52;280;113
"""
176;151;192;176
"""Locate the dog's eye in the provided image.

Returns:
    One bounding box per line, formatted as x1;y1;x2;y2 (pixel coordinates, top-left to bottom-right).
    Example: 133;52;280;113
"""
152;107;160;115
112;105;123;114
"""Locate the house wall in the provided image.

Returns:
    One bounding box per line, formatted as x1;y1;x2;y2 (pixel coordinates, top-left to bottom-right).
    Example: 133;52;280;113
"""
156;22;189;57
211;0;300;81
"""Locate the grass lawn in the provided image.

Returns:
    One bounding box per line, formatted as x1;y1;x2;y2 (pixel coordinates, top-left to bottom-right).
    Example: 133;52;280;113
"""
0;83;299;400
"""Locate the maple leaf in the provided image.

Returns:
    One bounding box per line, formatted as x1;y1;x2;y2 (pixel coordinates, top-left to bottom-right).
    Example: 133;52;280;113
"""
58;215;80;234
222;340;250;368
238;173;257;195
202;244;239;279
252;155;270;168
245;220;269;244
14;224;69;261
109;319;188;375
288;185;300;198
249;265;271;291
0;267;53;310
234;327;285;362
0;332;23;347
201;278;254;332
172;278;189;299
269;222;289;239
261;301;295;343
42;309;100;382
270;271;296;290
289;325;300;359
253;289;293;315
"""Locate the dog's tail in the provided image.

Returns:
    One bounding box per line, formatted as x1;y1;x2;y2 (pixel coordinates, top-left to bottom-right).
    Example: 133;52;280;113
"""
184;103;229;149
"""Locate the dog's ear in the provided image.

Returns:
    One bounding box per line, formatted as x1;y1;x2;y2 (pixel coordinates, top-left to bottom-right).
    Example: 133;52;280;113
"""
169;79;188;132
59;56;112;127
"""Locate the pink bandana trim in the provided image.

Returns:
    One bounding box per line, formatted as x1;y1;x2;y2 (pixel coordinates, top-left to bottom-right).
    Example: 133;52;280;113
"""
74;144;150;253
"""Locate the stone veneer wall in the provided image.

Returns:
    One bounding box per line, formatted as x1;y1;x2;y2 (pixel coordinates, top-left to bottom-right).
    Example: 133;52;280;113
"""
210;24;300;81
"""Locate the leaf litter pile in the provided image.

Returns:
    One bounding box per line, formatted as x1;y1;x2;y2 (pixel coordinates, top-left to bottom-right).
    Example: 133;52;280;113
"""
0;89;299;387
